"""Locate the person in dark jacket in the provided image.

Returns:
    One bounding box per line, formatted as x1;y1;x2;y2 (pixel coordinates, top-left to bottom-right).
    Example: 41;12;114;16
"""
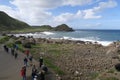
24;57;28;67
14;52;18;59
39;57;43;68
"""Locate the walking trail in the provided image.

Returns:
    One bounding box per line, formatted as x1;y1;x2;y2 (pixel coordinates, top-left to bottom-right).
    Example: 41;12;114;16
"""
0;44;57;80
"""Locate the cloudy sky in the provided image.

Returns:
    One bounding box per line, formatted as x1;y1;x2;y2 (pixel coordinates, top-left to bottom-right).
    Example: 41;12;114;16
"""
0;0;119;29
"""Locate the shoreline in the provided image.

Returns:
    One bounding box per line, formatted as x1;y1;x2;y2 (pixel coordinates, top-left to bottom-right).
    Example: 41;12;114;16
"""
8;32;113;46
1;34;120;80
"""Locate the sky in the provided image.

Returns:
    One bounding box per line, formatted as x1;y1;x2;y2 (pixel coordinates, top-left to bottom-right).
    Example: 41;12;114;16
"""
0;0;120;29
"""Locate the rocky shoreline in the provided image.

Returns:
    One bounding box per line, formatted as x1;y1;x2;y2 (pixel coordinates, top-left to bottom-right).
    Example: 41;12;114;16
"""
2;35;120;80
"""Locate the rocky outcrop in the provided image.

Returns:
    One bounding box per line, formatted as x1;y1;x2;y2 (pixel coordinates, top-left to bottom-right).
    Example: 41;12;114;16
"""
54;24;74;31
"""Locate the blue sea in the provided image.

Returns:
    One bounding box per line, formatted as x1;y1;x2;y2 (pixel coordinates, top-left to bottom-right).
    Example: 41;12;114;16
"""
14;30;120;46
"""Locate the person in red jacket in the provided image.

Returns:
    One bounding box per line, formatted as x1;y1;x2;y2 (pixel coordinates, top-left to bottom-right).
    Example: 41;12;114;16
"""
20;66;26;80
25;50;30;57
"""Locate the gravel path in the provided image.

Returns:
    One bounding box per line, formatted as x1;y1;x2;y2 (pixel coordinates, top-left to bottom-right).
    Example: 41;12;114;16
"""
0;44;57;80
0;45;36;80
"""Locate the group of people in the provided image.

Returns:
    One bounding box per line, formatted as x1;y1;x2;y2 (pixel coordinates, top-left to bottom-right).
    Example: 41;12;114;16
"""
3;44;18;59
21;49;47;80
3;43;47;80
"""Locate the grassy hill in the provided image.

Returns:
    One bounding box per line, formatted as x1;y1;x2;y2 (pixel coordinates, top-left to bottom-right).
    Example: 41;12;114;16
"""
0;11;74;33
54;24;74;31
0;11;30;31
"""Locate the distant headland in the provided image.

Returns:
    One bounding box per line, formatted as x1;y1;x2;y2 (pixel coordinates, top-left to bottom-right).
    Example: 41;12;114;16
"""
0;11;74;33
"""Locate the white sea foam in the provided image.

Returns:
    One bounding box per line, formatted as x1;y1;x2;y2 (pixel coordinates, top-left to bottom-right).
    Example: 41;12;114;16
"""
12;33;112;46
41;31;54;35
62;36;112;46
97;41;112;46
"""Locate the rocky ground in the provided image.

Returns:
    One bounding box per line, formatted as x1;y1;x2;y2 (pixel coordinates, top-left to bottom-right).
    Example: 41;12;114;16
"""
35;38;120;80
2;35;120;80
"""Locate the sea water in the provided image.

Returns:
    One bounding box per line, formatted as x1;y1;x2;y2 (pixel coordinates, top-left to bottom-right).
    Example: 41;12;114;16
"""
13;30;120;46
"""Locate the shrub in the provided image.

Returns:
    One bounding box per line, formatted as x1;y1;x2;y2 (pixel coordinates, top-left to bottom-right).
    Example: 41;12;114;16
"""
0;36;10;43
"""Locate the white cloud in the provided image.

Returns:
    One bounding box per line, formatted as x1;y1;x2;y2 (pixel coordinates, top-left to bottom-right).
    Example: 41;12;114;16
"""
63;0;93;6
83;0;117;19
0;0;118;26
83;9;101;19
54;0;117;23
10;0;63;9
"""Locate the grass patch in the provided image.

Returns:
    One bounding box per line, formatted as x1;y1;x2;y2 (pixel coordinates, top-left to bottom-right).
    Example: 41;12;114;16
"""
44;57;65;75
107;68;116;73
0;36;10;44
100;77;119;80
17;44;25;52
90;72;99;79
6;42;14;47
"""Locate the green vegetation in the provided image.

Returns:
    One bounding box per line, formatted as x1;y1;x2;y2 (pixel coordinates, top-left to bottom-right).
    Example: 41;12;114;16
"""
99;77;119;80
0;11;74;32
107;68;116;73
0;36;10;43
0;35;70;76
90;72;99;79
17;44;25;52
54;24;74;31
0;11;30;31
12;26;53;33
44;57;65;75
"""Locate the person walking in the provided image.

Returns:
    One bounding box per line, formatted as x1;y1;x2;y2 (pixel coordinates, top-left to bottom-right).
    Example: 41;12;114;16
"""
20;66;26;80
39;57;43;68
29;55;33;66
14;52;18;59
25;50;30;57
40;70;45;80
24;57;28;67
3;45;9;53
11;48;14;56
31;65;37;80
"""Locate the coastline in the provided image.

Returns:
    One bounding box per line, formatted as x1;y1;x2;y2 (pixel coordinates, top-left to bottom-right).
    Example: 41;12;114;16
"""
1;34;120;80
8;31;113;46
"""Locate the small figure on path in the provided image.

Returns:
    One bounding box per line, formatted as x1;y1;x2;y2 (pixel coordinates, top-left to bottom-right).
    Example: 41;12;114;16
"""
24;57;28;67
20;66;26;80
31;65;37;80
25;50;30;57
3;45;9;53
13;43;18;50
29;55;33;66
40;70;45;80
14;52;18;59
39;57;43;68
41;65;48;73
36;70;45;80
11;48;14;56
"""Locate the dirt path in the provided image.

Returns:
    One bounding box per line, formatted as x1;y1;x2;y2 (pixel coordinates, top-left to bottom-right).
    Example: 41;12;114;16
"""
0;44;38;80
0;44;57;80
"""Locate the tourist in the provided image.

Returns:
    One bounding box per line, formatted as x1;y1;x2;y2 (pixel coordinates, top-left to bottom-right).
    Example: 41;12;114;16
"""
6;47;9;53
41;65;48;73
31;65;37;80
24;57;28;66
25;49;30;57
3;44;9;53
39;57;43;68
20;66;26;80
40;70;45;80
29;55;33;66
3;44;7;51
14;52;18;59
11;48;14;56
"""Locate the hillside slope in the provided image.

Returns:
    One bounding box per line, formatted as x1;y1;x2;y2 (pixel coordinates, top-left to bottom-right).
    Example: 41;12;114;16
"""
0;11;30;31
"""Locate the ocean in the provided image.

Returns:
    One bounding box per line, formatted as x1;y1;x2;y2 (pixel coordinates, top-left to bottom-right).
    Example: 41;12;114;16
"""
13;30;120;46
